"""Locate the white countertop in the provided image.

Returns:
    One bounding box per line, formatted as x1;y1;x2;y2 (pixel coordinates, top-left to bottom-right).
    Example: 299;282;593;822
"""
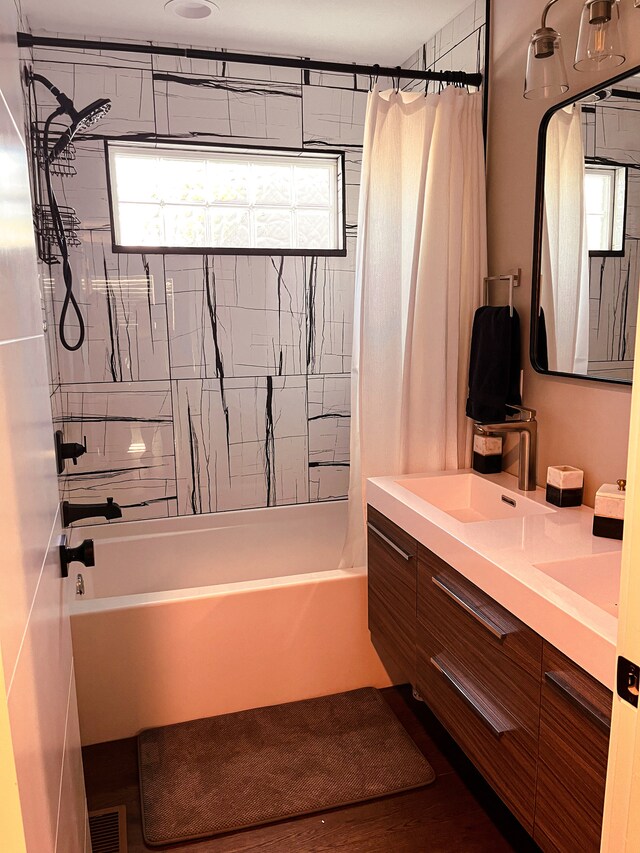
367;470;621;690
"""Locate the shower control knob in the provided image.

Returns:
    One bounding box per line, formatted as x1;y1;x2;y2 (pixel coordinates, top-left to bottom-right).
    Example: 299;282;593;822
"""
59;534;95;578
55;430;87;474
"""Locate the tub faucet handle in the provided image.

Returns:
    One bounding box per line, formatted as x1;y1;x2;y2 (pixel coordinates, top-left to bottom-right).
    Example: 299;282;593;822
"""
59;533;95;578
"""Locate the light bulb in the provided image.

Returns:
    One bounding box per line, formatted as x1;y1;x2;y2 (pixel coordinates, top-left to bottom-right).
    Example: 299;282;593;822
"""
593;22;607;58
574;0;625;71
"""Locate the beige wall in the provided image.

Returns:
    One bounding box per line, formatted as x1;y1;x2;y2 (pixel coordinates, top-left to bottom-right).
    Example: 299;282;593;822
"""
487;0;640;505
0;0;89;850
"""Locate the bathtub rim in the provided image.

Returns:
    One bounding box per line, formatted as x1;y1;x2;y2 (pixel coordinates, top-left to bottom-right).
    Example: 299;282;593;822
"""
71;565;367;615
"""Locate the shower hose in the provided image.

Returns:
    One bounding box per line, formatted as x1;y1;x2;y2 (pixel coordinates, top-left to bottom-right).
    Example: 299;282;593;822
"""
42;108;85;352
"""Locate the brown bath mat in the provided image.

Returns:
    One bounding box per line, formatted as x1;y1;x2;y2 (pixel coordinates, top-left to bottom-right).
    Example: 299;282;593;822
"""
138;687;435;846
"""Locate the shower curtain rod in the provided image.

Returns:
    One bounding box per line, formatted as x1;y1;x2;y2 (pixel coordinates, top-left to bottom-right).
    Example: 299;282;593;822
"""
16;32;483;89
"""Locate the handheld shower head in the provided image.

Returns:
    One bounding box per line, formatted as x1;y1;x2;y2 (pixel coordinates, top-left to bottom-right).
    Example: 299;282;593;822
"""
49;98;112;160
25;68;113;353
74;98;112;131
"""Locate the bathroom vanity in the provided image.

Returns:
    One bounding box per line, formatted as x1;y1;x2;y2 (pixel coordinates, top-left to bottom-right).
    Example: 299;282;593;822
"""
367;471;619;852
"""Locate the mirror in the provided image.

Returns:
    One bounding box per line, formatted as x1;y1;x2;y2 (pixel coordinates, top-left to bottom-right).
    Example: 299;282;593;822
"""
531;64;640;385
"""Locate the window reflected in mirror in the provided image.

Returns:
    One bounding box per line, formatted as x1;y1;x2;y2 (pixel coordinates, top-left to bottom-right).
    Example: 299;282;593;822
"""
584;163;626;255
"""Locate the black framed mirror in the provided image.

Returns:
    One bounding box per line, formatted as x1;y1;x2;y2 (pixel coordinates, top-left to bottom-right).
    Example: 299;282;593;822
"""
531;64;640;385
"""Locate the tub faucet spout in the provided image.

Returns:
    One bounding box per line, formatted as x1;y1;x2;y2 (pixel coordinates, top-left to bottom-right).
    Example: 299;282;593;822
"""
473;406;538;492
62;496;122;527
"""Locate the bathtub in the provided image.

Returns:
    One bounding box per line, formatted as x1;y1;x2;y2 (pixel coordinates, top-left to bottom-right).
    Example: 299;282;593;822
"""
70;501;391;745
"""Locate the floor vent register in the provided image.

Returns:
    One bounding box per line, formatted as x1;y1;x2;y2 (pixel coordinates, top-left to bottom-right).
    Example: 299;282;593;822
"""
88;806;127;853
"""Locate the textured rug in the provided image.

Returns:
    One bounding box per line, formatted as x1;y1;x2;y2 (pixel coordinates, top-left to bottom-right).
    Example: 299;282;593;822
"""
138;687;435;846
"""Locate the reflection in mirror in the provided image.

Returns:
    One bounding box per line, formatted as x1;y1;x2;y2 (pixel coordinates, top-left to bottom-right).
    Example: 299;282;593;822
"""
532;67;640;384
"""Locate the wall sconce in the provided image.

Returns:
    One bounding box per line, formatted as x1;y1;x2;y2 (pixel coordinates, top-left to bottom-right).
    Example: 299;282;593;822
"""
524;0;569;99
525;0;631;99
574;1;625;70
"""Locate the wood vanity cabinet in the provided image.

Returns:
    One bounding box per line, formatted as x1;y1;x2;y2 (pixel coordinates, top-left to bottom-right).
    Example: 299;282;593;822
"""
534;643;612;853
366;506;613;852
416;544;542;833
366;506;417;684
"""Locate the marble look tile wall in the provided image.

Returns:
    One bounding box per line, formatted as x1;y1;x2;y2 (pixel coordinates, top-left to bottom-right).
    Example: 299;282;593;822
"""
402;0;486;90
31;7;485;525
30;47;369;523
56;382;177;520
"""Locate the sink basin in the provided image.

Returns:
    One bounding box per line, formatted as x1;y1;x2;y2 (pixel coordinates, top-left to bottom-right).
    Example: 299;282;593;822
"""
534;552;621;616
396;474;554;523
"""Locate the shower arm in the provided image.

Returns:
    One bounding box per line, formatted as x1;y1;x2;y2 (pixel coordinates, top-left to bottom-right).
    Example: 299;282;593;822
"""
26;69;77;162
26;70;75;115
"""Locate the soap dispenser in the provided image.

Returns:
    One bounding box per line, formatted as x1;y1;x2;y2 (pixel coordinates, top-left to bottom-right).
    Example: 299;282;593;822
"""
593;479;626;540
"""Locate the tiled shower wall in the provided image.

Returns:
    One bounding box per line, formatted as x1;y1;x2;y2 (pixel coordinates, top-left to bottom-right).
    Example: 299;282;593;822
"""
30;2;484;525
31;52;363;523
402;0;486;91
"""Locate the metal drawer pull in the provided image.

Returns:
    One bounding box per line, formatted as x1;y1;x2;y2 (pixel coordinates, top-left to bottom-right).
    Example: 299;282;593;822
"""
367;522;412;561
431;575;507;641
544;671;611;734
430;656;511;739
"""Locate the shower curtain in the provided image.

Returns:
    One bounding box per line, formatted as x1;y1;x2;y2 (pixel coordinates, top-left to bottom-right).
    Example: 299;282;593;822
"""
341;85;487;568
541;104;590;375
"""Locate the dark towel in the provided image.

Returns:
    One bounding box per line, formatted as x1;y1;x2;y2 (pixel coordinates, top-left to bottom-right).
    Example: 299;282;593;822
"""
466;306;521;423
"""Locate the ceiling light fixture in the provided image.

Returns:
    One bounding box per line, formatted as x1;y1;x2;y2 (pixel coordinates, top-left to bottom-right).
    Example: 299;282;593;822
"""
164;0;219;19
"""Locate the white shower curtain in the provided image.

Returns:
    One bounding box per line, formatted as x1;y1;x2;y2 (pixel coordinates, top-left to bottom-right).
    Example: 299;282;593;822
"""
341;86;487;568
541;104;590;375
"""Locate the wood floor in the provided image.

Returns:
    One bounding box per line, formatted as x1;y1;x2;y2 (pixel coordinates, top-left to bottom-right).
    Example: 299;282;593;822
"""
82;687;541;852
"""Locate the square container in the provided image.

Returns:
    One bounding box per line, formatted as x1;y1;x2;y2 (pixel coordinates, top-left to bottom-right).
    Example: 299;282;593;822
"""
472;434;503;475
546;465;584;508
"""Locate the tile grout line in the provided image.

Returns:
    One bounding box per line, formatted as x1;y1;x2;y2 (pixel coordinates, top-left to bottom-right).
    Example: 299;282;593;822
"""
53;661;75;853
6;503;61;698
0;333;44;348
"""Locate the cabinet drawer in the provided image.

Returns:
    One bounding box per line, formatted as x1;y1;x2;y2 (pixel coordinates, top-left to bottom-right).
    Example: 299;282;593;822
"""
416;630;538;833
416;547;542;832
368;507;417;563
534;643;612;853
367;507;417;682
418;546;543;679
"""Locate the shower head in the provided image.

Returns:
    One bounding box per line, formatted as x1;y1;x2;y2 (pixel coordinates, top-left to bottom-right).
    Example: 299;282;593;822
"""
49;98;112;160
26;70;112;159
71;98;112;132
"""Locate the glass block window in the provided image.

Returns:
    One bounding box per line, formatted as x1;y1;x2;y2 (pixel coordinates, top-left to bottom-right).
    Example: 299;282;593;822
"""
106;141;345;256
